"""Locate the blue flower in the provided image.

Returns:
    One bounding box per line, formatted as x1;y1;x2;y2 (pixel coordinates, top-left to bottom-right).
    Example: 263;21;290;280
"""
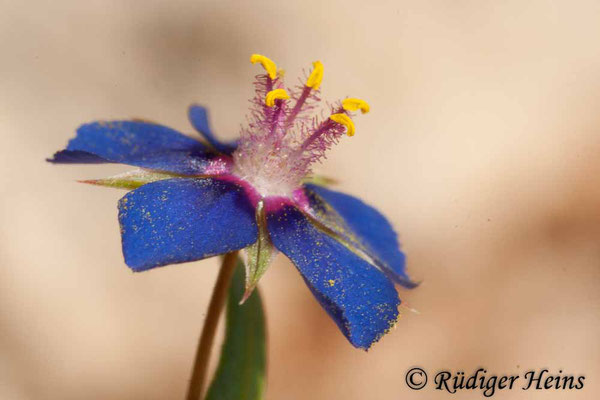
48;54;417;349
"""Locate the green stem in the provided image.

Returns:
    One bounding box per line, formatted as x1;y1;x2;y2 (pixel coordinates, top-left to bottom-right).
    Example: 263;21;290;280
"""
186;252;239;400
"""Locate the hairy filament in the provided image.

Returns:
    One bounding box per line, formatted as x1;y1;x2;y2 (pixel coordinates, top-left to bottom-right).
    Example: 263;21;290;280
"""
284;85;313;130
298;117;337;153
284;62;323;128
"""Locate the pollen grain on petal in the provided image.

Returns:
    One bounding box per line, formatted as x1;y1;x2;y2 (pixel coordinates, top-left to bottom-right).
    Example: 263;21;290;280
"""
250;54;278;79
342;98;370;114
265;88;290;107
306;61;324;90
329;113;356;136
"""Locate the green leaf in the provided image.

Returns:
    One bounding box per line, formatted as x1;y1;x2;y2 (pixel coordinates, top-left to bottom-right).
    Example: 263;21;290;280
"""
204;259;267;400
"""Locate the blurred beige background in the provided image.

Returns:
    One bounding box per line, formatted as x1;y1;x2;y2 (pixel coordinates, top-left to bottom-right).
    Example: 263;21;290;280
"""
1;1;599;399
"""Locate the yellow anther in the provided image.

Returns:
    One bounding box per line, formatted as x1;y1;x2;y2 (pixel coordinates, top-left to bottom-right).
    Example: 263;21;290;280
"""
265;88;290;107
250;54;278;79
306;61;324;90
342;98;370;114
329;113;356;136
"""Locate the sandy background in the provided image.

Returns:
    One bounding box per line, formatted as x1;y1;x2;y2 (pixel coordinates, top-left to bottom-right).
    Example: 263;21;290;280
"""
1;1;599;399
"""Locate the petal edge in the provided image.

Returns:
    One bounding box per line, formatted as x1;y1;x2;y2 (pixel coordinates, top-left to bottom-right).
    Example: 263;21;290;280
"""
267;205;400;349
49;120;217;175
305;184;417;288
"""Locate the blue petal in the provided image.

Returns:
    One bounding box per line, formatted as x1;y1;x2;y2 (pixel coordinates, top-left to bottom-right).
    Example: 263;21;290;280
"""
267;205;400;349
188;105;238;154
118;178;257;271
304;184;417;288
49;121;216;175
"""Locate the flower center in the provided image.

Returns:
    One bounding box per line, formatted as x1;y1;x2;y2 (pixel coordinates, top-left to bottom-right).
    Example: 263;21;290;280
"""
232;54;369;198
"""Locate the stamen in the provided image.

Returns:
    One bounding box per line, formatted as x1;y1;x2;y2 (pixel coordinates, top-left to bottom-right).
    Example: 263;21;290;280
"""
284;61;324;128
234;56;367;197
250;54;278;79
342;98;370;114
329;113;356;136
306;61;324;90
265;89;290;107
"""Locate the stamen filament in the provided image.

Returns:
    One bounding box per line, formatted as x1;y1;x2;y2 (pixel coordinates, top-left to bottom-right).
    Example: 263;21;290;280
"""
284;85;312;127
298;118;336;153
284;62;323;128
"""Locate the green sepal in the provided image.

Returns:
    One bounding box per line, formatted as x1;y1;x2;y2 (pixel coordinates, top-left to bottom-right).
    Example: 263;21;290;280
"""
302;174;338;187
241;201;275;304
79;168;179;190
204;258;267;400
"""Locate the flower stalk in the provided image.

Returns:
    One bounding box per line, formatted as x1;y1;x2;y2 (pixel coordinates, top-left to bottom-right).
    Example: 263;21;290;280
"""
186;251;239;400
